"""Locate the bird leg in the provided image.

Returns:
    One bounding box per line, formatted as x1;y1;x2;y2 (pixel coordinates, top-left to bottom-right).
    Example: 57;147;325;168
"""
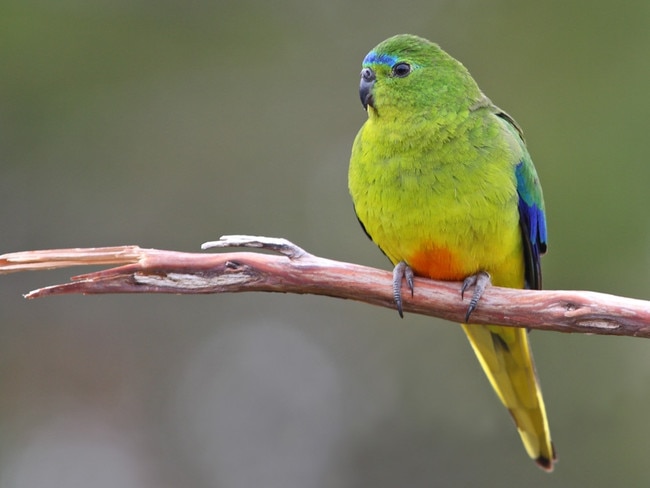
461;271;491;322
392;261;414;318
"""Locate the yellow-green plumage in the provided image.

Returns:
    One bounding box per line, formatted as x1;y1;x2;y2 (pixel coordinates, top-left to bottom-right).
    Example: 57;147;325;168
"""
349;34;555;470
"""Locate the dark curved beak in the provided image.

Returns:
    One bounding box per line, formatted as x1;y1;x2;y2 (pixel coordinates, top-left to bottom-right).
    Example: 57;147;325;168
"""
359;67;376;110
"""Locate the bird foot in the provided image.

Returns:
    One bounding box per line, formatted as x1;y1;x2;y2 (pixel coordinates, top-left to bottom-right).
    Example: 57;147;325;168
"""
461;271;491;322
392;261;414;318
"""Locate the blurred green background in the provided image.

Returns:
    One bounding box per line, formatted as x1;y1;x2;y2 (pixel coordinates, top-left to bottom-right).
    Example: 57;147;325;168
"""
1;1;649;486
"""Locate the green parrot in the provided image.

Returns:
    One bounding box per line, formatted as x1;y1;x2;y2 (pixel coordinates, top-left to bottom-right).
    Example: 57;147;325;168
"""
348;34;556;471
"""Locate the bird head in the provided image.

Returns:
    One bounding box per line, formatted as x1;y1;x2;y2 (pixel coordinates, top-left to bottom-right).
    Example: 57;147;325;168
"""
359;34;482;119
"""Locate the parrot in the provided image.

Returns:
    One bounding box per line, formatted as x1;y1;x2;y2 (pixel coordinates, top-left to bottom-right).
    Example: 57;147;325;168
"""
348;34;556;471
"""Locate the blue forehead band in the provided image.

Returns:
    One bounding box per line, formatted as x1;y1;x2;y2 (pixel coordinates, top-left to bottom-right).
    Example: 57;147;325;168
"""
362;52;398;66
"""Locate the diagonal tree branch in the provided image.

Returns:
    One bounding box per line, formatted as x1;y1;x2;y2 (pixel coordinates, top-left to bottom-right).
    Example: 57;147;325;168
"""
1;235;649;338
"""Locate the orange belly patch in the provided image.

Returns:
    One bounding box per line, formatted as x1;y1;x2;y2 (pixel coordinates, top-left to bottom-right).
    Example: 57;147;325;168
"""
408;245;471;281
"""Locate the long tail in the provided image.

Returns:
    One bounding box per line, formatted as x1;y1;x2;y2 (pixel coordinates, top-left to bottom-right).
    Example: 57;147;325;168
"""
461;323;556;471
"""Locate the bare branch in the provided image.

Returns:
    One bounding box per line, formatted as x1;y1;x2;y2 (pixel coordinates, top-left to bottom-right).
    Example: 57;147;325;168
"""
1;235;649;338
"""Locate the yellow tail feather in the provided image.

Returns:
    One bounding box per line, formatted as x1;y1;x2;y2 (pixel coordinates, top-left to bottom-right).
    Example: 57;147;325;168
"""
461;323;556;471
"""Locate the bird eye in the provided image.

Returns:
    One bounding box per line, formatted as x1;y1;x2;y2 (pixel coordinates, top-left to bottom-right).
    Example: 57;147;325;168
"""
392;62;411;78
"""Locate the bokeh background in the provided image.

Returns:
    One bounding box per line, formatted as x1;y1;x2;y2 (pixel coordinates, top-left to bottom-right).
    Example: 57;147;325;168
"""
2;1;650;487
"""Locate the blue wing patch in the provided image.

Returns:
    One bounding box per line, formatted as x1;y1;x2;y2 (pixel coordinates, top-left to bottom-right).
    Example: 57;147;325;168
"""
515;161;547;290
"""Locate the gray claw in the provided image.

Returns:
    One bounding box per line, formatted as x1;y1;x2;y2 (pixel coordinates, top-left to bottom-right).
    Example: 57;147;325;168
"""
392;261;414;318
461;271;491;322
